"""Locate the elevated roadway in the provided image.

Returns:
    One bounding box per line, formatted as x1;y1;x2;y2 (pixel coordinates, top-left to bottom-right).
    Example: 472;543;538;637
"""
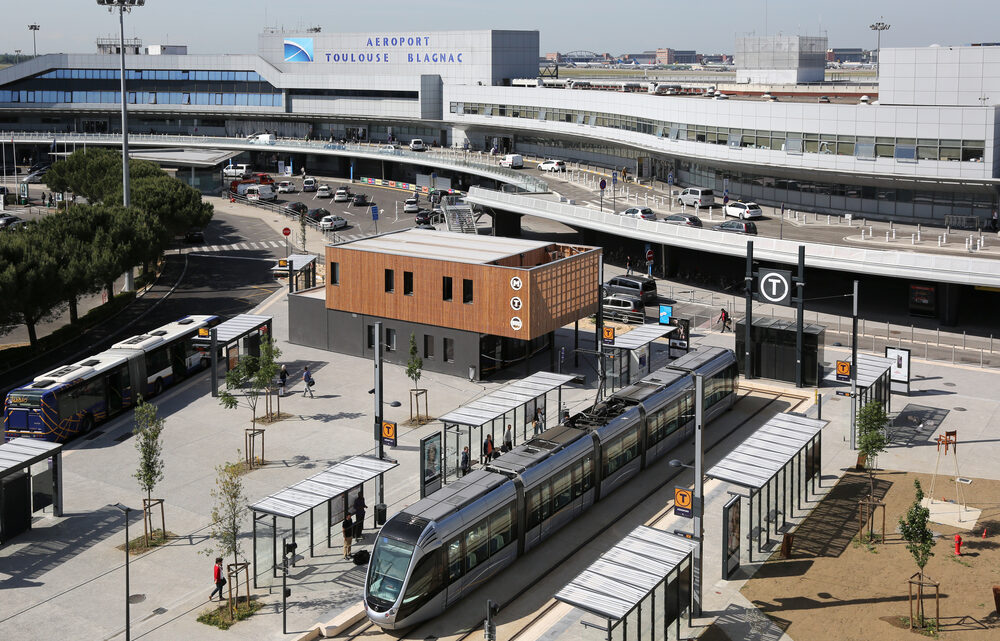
465;186;1000;289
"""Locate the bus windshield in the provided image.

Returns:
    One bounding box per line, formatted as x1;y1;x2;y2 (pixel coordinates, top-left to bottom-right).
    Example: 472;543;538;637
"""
367;537;415;605
6;389;45;409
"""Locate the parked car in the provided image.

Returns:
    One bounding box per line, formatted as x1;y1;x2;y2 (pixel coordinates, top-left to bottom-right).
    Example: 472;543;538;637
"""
537;159;566;172
602;293;645;323
28;161;52;175
21;169;48;184
414;210;432;225
334;186;351;202
320;215;348;231
0;214;23;229
276;181;296;193
306;207;329;222
382;142;401;150
604;274;657;305
660;213;703;227
184;229;205;243
403;198;420;214
724;201;763;219
302;177;318;192
351;193;368;206
415;223;436;230
713;220;758;235
409;138;426;151
316;185;332;198
285;202;308;215
247;132;276;144
617;206;656;220
676;187;715;208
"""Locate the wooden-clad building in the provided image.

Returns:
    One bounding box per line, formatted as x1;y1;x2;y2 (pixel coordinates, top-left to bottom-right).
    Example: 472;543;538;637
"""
289;229;601;378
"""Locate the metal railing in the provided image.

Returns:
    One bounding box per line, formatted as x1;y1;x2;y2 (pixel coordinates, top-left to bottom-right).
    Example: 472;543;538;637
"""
4;131;550;194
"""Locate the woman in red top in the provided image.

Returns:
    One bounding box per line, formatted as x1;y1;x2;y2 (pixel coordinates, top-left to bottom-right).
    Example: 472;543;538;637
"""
209;557;226;601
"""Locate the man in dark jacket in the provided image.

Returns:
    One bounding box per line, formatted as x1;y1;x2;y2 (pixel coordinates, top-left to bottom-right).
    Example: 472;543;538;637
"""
353;494;367;541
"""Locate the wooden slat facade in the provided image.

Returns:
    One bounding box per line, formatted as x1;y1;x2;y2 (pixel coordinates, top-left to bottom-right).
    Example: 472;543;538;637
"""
325;242;600;340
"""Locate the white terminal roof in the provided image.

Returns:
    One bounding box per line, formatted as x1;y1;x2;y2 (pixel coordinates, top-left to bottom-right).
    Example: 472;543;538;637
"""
606;324;676;350
336;228;557;265
555;525;697;622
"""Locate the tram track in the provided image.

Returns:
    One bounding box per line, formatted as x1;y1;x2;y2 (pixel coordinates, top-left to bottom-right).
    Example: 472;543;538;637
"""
337;389;807;641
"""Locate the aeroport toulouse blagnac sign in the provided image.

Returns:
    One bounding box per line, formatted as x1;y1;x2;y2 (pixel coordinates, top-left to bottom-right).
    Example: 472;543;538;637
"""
284;36;465;65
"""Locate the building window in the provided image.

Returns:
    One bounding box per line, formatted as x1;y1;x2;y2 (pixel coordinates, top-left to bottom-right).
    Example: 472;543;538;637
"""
404;271;414;296
463;279;474;304
424;335;434;360
444;338;455;363
385;328;397;351
442;276;453;301
385;269;394;293
330;261;339;285
366;325;375;349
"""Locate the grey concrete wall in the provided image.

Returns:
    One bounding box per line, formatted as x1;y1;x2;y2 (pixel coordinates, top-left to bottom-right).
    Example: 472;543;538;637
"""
288;293;328;349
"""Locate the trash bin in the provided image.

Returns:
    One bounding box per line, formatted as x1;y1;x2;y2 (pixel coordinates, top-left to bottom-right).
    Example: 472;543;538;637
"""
375;503;387;526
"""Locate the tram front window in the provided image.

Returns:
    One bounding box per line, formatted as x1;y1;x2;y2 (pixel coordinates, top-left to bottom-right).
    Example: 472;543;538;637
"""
368;537;415;606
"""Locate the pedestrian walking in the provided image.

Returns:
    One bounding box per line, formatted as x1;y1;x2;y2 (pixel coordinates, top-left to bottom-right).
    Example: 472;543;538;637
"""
460;446;471;476
302;365;315;397
626;256;632;276
503;424;513;452
279;364;288;396
342;512;354;559
717;308;731;332
353;494;367;541
992;209;998;232
209;557;226;601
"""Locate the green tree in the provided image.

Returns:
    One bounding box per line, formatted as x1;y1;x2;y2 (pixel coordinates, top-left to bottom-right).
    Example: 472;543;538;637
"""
406;332;423;389
133;397;166;540
0;225;64;346
856;401;889;495
205;452;248;571
898;479;936;624
219;337;281;429
256;336;282;420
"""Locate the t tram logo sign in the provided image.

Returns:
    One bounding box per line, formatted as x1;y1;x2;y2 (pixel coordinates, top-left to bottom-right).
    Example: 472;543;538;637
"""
758;268;793;307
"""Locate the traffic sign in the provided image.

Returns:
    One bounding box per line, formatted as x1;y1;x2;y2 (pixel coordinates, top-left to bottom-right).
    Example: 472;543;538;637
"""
836;360;851;382
371;205;379;221
599;179;607;191
282;227;291;236
667;171;674;185
758;268;793;306
381;420;397;447
674;486;693;518
612;171;618;185
602;326;615;345
645;248;654;265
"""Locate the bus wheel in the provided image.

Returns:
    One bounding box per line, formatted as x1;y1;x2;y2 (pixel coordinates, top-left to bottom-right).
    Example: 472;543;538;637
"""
153;379;164;396
81;415;94;434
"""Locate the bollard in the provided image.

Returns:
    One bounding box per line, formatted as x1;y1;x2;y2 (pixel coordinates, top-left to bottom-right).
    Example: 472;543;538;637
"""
917;224;921;242
952;345;956;363
938;236;942;247
869;225;873;236
943;232;948;243
886;231;890;242
911;233;915;245
862;229;866;240
955;534;963;555
827;214;831;225
892;229;896;240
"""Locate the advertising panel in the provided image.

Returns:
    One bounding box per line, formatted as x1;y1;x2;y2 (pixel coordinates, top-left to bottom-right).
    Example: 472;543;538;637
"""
723;495;741;579
885;346;911;394
420;432;443;498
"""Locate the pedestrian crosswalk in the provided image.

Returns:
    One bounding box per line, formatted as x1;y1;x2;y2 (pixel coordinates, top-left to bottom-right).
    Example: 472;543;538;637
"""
171;232;375;255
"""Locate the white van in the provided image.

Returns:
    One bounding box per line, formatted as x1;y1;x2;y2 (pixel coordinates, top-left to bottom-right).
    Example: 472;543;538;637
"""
676;187;715;208
223;163;250;178
243;184;276;201
247;132;276;144
499;154;524;169
409;139;426;151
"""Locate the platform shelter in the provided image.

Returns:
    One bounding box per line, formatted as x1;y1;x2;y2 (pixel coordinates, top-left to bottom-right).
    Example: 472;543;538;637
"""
603;324;676;392
706;413;826;561
249;455;396;587
438;371;576;482
199;313;273;397
0;438;63;544
555;525;696;641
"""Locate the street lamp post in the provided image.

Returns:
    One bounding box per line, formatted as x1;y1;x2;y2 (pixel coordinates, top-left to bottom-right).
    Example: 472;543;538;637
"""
370;321;401;527
98;0;144;291
110;503;135;641
869;18;890;78
28;24;39;57
14;50;22;65
669;373;704;619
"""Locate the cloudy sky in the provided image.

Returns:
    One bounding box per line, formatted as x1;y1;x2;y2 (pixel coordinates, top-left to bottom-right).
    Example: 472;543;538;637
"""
11;0;997;57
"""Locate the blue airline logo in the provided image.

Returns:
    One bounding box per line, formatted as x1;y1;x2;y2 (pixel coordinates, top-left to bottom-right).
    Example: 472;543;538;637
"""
284;38;314;63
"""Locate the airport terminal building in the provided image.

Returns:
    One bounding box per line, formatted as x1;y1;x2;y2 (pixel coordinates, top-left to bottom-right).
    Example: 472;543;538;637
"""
1;30;998;222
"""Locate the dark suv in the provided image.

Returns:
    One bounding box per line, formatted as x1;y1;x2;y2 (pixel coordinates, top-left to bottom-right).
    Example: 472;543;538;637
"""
604;275;657;305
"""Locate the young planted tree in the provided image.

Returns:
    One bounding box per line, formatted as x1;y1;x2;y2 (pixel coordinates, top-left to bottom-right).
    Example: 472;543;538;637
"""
898;479;936;625
256;336;282;420
856;401;889;495
219;353;263;428
205;452;249;609
133;397;166;543
406;332;427;422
